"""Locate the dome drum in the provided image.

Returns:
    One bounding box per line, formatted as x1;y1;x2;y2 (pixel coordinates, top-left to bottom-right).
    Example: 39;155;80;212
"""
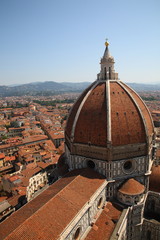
65;144;149;182
65;141;148;161
117;191;144;206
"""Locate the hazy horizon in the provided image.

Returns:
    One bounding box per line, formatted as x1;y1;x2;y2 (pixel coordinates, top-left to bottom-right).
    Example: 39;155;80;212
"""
3;80;160;87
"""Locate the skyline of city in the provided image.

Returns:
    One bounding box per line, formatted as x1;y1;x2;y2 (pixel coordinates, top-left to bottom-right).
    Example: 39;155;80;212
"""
0;0;160;85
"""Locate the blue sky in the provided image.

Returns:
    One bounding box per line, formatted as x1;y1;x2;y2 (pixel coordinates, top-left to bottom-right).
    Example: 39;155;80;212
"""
0;0;160;85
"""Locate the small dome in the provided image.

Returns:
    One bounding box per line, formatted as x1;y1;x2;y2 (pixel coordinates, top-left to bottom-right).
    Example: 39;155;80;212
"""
118;178;145;195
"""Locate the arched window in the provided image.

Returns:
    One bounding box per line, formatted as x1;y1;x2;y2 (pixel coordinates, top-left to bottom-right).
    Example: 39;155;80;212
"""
87;160;95;169
73;227;81;240
97;197;103;209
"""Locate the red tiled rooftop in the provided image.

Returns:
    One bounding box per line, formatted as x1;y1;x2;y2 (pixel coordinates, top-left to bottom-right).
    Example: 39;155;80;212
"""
0;196;7;203
7;195;21;207
40;151;46;156
21;166;41;178
0;153;5;159
0;168;105;240
0;165;13;172
37;161;53;169
8;175;20;183
85;202;122;240
5;156;16;162
22;135;48;144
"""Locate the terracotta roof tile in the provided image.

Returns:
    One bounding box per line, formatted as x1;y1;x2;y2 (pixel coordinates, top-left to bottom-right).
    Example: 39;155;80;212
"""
65;80;153;150
85;202;122;240
123;83;154;137
5;156;16;162
0;153;5;159
0;196;7;203
7;195;22;207
65;82;95;139
8;175;20;183
118;178;145;195
0;168;105;240
110;82;146;146
74;82;107;146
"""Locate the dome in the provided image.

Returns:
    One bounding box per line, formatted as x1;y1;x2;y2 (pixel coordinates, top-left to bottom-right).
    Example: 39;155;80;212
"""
117;178;145;205
65;42;154;162
118;178;145;195
65;80;154;160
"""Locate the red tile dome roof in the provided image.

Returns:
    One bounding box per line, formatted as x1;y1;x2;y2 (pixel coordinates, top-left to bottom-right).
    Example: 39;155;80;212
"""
65;80;154;160
118;178;145;195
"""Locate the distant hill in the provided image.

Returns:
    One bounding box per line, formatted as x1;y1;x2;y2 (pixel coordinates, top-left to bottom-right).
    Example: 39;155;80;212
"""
61;82;92;90
13;81;70;92
126;83;160;92
0;81;160;97
0;81;91;97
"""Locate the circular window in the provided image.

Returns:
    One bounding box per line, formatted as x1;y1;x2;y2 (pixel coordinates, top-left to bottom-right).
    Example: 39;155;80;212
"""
124;161;132;170
97;197;103;209
123;160;134;173
73;227;81;240
87;160;95;169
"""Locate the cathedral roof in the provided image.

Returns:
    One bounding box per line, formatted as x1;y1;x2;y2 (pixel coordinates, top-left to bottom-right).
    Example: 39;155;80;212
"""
85;202;122;240
149;165;160;192
0;168;105;240
118;178;145;195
